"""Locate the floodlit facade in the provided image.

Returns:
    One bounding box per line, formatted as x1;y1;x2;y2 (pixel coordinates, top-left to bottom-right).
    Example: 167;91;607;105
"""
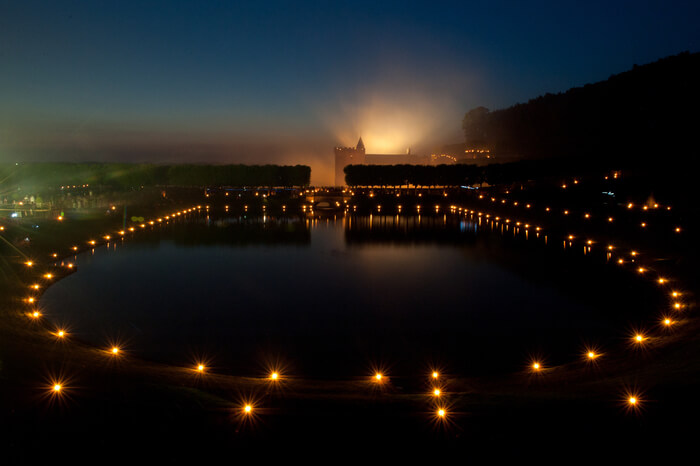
334;137;429;186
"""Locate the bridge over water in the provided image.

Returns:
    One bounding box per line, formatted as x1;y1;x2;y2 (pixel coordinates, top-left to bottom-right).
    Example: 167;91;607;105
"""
303;190;351;211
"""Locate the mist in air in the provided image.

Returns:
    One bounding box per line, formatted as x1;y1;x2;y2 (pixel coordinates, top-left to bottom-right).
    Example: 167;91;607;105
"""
2;1;699;184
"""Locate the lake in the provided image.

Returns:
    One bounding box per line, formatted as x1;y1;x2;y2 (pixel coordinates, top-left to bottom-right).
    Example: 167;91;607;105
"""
39;212;650;378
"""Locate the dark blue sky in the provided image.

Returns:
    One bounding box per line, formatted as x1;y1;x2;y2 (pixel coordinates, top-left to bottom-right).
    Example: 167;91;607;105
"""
2;0;699;183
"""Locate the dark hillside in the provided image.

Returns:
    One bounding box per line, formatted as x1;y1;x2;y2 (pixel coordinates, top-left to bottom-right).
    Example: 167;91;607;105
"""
463;52;700;170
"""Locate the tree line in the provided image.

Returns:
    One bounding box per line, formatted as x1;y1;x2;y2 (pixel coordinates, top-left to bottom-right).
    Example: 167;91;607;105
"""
0;163;311;189
344;158;613;188
462;51;700;170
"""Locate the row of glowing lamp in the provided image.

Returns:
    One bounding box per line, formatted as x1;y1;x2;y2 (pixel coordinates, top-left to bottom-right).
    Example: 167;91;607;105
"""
29;197;677;416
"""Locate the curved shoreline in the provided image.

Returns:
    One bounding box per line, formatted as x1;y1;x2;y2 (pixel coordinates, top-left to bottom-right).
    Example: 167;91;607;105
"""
3;195;700;452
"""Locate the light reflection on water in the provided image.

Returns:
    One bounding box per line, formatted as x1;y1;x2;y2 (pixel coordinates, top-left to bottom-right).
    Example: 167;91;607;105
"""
40;214;641;377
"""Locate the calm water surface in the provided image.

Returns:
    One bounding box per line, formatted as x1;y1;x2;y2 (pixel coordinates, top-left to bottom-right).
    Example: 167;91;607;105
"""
40;214;641;377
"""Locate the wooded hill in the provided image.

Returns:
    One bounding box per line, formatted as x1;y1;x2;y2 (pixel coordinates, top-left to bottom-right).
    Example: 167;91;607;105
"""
462;51;700;168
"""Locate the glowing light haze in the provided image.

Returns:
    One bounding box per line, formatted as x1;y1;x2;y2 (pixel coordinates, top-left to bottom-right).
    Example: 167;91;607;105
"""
1;1;699;184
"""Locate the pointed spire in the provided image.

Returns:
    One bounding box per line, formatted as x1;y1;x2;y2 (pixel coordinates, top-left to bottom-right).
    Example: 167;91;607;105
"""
356;137;365;152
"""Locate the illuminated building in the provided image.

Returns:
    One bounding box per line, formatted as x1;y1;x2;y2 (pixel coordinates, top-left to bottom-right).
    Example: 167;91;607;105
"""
430;142;493;165
334;137;429;186
335;137;366;186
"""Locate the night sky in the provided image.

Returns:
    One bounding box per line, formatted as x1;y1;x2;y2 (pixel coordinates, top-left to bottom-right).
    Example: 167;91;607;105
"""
2;1;699;184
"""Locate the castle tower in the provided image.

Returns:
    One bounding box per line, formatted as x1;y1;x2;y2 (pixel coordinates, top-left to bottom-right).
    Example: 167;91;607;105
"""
334;137;366;186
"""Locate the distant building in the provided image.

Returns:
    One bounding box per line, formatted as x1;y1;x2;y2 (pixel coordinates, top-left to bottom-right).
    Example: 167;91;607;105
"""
334;138;366;186
334;137;429;186
430;142;493;165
